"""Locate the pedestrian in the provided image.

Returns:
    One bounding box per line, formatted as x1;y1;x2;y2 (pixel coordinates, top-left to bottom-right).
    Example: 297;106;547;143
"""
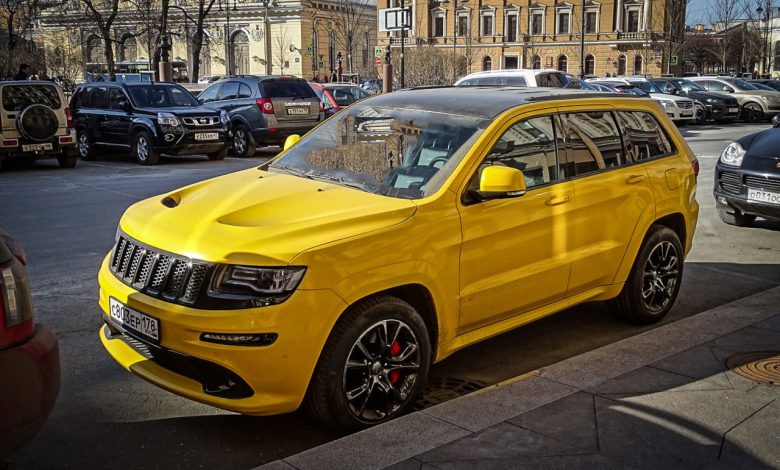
330;70;337;83
14;63;31;81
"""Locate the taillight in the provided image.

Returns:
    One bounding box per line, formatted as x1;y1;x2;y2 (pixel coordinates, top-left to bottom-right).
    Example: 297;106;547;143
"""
692;158;700;178
0;260;35;348
319;101;324;114
65;107;74;129
256;98;274;114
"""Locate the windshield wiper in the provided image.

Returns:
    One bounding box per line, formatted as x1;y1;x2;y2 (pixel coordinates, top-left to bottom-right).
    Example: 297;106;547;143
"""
305;171;375;193
269;165;313;179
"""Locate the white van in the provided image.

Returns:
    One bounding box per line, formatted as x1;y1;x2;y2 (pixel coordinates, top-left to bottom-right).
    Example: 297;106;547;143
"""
454;69;577;87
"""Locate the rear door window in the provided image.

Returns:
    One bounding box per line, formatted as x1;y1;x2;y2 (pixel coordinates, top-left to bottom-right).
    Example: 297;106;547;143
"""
217;82;239;101
238;83;253;99
90;86;108;109
2;84;61;111
261;79;317;98
615;111;676;162
108;88;130;110
560;111;624;177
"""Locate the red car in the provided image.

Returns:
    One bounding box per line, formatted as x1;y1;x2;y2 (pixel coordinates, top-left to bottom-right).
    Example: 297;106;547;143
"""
309;83;371;117
0;230;60;459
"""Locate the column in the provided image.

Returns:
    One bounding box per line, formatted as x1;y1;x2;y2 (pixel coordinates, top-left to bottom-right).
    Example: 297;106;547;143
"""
643;0;651;31
616;0;623;31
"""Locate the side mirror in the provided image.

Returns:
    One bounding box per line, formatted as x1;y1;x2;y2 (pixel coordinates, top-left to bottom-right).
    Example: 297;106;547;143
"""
198;98;205;104
477;166;527;200
122;102;132;113
667;87;678;94
773;114;780;128
283;134;301;151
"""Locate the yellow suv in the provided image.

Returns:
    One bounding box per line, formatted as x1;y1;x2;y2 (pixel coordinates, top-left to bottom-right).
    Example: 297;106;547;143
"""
98;87;699;430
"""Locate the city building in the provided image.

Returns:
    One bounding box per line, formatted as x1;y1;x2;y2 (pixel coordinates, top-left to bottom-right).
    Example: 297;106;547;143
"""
377;0;686;78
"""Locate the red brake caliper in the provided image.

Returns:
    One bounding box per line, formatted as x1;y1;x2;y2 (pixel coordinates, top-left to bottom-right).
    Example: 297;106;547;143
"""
389;341;401;385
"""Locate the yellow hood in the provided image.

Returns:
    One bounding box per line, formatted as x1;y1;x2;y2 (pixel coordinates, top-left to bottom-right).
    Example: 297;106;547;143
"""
119;168;418;266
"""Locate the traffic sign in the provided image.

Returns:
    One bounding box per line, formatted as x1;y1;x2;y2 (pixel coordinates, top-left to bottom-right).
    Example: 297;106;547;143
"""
375;57;382;65
306;45;313;57
374;46;383;58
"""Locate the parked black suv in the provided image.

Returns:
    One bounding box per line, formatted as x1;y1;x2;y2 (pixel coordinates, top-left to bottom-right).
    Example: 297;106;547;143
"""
198;76;321;158
651;78;740;124
71;82;230;165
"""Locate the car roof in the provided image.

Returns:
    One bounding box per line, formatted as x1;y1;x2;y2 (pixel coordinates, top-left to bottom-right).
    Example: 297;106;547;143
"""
365;86;636;119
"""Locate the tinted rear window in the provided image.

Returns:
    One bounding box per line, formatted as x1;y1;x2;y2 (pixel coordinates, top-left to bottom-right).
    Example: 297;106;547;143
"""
459;76;527;86
262;79;316;98
2;85;61;111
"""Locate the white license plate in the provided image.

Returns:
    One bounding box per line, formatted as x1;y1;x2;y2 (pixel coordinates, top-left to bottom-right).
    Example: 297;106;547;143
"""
21;143;53;152
194;132;219;141
109;297;160;341
748;188;780;205
729;107;739;113
287;107;309;115
681;112;693;117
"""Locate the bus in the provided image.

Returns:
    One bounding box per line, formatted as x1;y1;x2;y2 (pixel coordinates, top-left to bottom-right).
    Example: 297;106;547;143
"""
85;60;189;83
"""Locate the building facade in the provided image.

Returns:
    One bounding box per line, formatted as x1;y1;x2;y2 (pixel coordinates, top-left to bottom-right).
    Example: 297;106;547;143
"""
378;0;685;78
38;0;377;82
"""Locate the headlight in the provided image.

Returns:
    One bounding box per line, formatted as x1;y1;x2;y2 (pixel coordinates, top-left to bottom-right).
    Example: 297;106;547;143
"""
705;98;722;104
720;142;746;167
658;99;675;108
157;112;180;127
759;96;770;101
210;265;306;306
220;110;229;125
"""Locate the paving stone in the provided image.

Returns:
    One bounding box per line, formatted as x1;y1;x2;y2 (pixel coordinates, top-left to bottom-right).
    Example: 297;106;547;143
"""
588;366;720;396
423;376;577;432
251;461;296;470
383;458;426;470
651;344;730;380
718;400;780;470
422;454;628;470
709;347;767;393
753;314;780;333
707;326;780;352
507;392;598;453
280;412;470;470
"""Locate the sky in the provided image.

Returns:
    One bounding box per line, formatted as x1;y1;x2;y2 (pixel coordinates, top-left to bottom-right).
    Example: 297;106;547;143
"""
686;0;709;26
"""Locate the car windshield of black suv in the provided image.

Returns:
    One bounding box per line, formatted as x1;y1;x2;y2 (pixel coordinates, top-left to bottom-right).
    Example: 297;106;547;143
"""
127;85;199;108
265;103;489;199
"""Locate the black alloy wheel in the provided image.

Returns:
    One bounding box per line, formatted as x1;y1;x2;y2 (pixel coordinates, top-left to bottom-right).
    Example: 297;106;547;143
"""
77;130;96;160
694;103;707;125
741;102;764;123
232;125;256;158
133;130;160;165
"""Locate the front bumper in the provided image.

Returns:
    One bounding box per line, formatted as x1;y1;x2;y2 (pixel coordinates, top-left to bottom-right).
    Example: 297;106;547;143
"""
97;256;348;415
0;326;60;459
707;103;740;120
156;127;230;156
663;106;695;121
714;161;780;221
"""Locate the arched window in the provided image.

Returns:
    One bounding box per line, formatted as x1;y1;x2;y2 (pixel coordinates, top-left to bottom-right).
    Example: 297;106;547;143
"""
118;34;137;62
328;32;336;73
617;54;626;76
86;35;104;63
483;56;492;71
311;27;319;72
633;55;642;75
230;30;249;75
584;54;595;76
362;33;370;67
774;41;780;71
557;55;567;72
532;54;541;69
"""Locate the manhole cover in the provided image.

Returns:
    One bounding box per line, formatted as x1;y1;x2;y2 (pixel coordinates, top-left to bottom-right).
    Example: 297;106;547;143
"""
726;352;780;387
413;377;487;410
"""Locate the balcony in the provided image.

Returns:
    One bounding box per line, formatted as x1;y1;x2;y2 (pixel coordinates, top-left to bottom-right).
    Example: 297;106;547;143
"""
617;31;662;42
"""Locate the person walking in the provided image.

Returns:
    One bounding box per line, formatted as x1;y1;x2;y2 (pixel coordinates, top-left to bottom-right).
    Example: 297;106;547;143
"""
14;64;31;80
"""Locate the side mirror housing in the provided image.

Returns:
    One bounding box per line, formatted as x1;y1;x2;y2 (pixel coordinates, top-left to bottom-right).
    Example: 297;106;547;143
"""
122;102;133;113
477;166;527;200
283;134;301;151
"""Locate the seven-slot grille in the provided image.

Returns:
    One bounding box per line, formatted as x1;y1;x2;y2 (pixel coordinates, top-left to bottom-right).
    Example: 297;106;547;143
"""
182;116;220;127
675;100;694;109
718;171;743;195
745;175;780;193
110;235;210;305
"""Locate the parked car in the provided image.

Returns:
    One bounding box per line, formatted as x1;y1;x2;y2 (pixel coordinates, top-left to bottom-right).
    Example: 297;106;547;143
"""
586;81;648;96
0;80;78;170
455;69;576;87
590;78;695;126
361;79;382;95
96;87;698;431
0;230;60;459
563;79;599;91
715;123;780;226
688;76;780;122
651;77;740;124
748;79;780;91
199;75;322;157
310;83;371;117
71;82;230;165
198;75;223;84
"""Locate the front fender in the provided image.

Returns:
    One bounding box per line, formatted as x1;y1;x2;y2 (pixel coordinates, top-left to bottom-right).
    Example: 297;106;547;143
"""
129;118;158;142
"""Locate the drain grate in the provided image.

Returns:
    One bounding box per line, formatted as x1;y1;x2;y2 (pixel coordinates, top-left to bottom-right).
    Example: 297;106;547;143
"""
726;352;780;387
413;377;487;410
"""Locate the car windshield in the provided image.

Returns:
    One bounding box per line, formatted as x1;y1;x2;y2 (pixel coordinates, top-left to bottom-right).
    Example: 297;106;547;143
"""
752;83;775;91
633;81;663;93
327;86;370;106
128;85;199;107
2;84;61;111
675;79;706;92
730;79;758;90
264;103;489;199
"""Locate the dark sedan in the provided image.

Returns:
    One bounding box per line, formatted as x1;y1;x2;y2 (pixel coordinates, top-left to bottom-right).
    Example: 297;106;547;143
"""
652;77;740;124
715;125;780;226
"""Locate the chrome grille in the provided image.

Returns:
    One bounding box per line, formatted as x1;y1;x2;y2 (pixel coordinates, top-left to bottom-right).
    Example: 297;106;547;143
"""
745;175;780;192
110;235;211;306
182;116;220;127
724;97;739;107
718;171;743;195
675;100;694;109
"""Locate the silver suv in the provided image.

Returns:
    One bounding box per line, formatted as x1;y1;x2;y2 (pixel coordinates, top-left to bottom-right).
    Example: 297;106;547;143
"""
689;77;780;122
0;81;78;170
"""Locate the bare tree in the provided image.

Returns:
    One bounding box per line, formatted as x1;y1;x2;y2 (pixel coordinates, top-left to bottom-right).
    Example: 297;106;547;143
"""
393;46;464;87
0;0;60;77
708;0;745;72
324;0;373;73
272;25;294;74
78;0;121;80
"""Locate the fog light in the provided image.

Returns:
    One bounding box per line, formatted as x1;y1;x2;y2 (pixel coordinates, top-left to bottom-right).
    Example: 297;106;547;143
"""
164;134;175;142
718;196;728;204
200;332;278;346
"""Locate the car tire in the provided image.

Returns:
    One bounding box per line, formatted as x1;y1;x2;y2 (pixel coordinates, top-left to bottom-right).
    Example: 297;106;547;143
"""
694;103;707;125
133;130;160;166
718;208;756;227
305;295;431;431
57;151;77;168
77;130;96;161
207;148;227;161
610;225;684;325
232;125;256;158
741;102;764;123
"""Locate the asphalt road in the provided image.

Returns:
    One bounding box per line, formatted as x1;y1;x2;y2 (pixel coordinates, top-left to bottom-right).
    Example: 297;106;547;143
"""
1;124;779;470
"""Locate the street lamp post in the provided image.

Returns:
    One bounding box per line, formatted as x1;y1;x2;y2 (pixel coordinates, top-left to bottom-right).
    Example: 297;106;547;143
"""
262;0;275;75
219;0;238;75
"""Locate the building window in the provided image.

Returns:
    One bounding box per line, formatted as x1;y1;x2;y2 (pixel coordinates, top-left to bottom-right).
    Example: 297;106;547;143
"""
532;54;541;69
505;55;519;68
774;41;780;71
530;11;544;35
634;55;642;74
481;11;494;37
584;54;595;75
557;10;571;35
506;13;518;42
585;10;598;33
118;34;137;62
230;30;249;75
311;28;319;72
483;56;492;71
626;9;640;32
86;35;104;63
457;13;470;37
432;10;446;37
618;54;626;75
329;31;336;72
557;55;568;72
362;33;370;67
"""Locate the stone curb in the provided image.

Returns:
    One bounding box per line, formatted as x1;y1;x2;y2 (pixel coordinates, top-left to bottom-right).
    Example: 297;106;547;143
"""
256;285;780;470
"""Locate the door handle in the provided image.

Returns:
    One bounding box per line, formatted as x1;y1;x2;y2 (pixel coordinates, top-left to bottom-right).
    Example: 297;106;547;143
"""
626;174;647;185
545;194;571;206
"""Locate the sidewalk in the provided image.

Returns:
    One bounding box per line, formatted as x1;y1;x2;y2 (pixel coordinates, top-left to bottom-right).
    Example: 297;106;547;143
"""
260;286;780;470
